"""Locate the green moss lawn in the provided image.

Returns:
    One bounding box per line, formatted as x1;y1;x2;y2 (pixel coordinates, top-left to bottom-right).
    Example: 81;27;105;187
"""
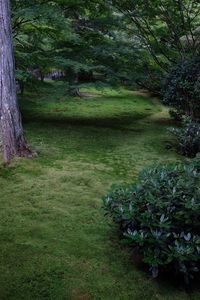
0;82;199;299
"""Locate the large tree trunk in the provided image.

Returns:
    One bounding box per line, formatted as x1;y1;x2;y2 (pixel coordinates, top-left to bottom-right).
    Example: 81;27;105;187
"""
0;0;32;163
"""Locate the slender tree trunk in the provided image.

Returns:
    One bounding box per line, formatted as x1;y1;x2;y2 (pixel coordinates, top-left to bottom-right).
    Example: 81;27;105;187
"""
39;71;44;82
0;0;32;163
69;73;84;97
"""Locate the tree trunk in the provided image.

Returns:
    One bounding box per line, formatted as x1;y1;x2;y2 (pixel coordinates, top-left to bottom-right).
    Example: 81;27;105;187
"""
40;71;44;82
0;0;32;163
69;74;85;97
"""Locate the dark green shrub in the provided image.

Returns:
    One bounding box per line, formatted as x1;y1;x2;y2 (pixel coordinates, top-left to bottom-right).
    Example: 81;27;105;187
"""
170;117;200;157
169;109;183;122
162;57;200;120
103;159;200;285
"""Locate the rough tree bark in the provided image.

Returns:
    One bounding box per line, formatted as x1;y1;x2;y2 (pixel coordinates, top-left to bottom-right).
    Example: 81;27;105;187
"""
0;0;32;163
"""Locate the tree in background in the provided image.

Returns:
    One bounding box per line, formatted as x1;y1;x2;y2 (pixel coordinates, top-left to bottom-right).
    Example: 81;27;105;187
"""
52;0;137;94
112;0;200;93
12;0;67;93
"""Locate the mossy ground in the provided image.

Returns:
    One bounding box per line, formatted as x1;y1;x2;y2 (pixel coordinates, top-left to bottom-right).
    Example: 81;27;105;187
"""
0;82;198;299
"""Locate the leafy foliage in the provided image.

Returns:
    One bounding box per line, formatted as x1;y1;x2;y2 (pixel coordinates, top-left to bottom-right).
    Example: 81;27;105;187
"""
162;57;200;119
112;1;200;93
169;110;183;122
170;117;200;157
134;59;164;95
11;0;141;93
12;1;200;94
113;0;200;69
103;158;200;285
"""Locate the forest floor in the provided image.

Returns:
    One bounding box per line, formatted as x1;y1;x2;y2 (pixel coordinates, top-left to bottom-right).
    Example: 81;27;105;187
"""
0;81;199;300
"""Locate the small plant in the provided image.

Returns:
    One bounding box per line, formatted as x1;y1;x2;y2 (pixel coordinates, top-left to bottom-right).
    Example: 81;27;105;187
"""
170;117;200;157
103;158;200;286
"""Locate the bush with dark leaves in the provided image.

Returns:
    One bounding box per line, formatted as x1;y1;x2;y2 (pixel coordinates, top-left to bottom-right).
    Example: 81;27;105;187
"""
162;57;200;120
103;157;200;286
169;109;183;122
170;117;200;157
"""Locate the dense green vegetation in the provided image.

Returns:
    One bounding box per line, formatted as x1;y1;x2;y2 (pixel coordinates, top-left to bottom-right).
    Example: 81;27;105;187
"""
12;0;200;96
170;118;200;157
104;158;200;286
1;0;200;298
2;82;198;299
162;57;200;119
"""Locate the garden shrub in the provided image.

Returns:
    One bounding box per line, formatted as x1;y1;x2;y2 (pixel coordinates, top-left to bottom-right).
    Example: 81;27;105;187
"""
103;158;200;286
169;109;183;122
170;117;200;157
162;57;200;120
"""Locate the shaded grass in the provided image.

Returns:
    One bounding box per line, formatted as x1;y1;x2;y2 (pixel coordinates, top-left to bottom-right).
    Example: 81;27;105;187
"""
0;82;198;299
